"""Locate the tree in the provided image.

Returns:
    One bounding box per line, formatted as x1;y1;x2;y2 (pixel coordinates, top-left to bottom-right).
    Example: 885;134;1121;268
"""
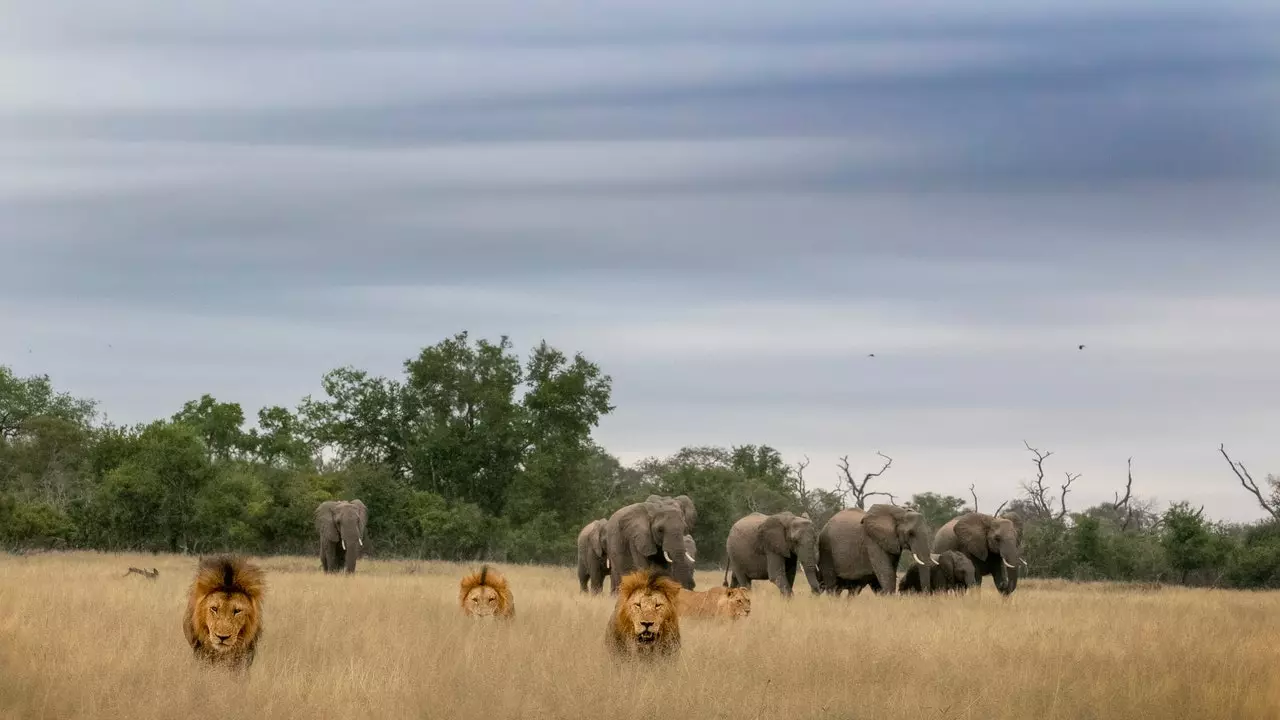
906;492;970;532
1017;441;1078;522
1161;502;1221;585
0;366;97;440
834;452;895;509
172;394;253;462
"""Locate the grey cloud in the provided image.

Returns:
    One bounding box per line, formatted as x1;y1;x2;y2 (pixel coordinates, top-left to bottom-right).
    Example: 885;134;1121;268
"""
2;0;1279;522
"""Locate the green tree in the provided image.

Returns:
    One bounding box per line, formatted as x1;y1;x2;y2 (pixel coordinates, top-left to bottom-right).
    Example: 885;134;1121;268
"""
1161;502;1222;585
172;394;253;462
906;492;969;532
0;366;97;440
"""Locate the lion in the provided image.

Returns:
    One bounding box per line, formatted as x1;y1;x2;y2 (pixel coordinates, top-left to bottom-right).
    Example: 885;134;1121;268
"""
606;569;681;660
182;554;266;671
678;585;751;619
459;565;515;619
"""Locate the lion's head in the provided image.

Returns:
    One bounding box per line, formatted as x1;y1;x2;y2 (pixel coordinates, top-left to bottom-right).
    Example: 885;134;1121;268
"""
607;569;681;659
718;587;751;618
459;565;515;619
182;554;265;671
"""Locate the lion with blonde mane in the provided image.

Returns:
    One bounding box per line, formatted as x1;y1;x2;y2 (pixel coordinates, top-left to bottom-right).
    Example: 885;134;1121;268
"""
182;554;266;671
606;569;681;660
459;565;515;619
678;585;751;619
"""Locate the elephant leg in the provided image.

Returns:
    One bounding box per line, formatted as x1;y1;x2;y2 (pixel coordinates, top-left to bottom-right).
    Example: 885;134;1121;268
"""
784;556;798;593
867;550;897;594
766;553;792;596
578;563;590;593
589;561;605;595
321;542;339;573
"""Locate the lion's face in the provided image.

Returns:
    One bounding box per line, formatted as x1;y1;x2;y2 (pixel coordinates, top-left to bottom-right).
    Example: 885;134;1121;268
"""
720;587;751;618
198;590;254;652
463;585;502;617
625;587;674;646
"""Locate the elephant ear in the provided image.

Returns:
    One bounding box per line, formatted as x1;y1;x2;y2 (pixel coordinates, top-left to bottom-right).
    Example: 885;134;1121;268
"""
1000;512;1025;545
954;514;990;562
674;495;697;531
313;500;338;538
757;514;791;556
351;499;368;530
589;521;605;557
862;504;905;555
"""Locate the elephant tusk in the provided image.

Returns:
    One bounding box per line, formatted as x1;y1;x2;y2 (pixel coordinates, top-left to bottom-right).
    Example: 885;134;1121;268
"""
663;551;673;563
912;553;926;567
686;552;695;563
359;537;363;547
930;553;941;564
1002;558;1015;569
341;539;346;551
1020;558;1028;567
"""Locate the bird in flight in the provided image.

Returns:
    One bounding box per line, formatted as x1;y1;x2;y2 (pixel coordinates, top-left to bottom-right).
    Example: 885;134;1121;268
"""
1078;344;1085;350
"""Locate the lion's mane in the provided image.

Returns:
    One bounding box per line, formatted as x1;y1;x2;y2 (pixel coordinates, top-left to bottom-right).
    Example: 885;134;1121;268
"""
182;554;266;671
458;565;515;619
606;569;682;660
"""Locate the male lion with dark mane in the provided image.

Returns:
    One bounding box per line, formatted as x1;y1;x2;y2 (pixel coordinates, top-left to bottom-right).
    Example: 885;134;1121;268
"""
459;565;515;619
606;569;681;660
182;554;266;671
678;585;751;619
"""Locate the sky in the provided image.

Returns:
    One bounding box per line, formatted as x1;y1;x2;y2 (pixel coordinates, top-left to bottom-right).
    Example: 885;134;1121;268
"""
2;0;1279;522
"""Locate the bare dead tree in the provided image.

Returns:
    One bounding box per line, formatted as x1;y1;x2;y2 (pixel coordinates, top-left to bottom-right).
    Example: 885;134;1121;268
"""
1219;444;1280;520
1114;457;1135;531
1019;441;1077;521
793;455;812;514
969;483;979;513
835;451;896;509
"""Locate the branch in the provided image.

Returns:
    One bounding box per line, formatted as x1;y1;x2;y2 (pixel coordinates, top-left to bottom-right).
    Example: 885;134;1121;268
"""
1114;457;1135;531
835;452;894;509
863;490;899;505
994;500;1009;516
1057;472;1080;521
969;483;979;513
1219;444;1280;520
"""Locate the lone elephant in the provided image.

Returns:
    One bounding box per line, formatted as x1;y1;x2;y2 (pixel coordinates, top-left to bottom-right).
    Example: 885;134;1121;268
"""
933;511;1026;595
606;496;697;593
576;518;610;594
314;499;368;573
898;549;976;594
724;511;821;596
817;504;934;595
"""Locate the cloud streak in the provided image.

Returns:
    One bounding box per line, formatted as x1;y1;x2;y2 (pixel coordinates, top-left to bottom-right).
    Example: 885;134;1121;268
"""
2;0;1278;521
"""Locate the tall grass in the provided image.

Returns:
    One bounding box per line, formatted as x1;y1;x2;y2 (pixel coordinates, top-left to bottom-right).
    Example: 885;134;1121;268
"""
2;551;1278;719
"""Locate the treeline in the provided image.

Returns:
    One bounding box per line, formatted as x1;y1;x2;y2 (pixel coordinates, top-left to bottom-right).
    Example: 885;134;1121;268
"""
3;331;1280;589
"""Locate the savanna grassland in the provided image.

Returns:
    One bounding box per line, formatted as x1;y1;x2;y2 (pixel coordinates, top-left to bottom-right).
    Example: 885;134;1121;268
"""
2;553;1279;720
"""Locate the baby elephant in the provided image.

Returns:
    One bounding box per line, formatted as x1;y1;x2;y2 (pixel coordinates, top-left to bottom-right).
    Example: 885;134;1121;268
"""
899;550;976;594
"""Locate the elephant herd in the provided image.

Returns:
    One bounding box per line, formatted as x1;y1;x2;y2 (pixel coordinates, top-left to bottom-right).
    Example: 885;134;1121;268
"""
577;496;1028;598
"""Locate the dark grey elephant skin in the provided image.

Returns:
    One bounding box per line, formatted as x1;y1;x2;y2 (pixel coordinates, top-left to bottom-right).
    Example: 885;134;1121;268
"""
933;512;1025;595
817;504;934;595
605;496;697;593
314;499;368;573
576;518;610;594
899;550;976;594
646;494;698;533
724;511;821;596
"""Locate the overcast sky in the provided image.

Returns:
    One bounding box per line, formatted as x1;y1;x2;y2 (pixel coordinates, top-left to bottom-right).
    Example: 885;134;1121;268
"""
2;0;1279;522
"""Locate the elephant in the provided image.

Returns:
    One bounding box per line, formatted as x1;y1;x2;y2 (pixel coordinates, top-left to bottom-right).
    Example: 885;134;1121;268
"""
606;496;697;593
723;511;821;596
576;518;610;594
817;504;934;596
933;511;1026;595
898;550;976;594
314;499;368;574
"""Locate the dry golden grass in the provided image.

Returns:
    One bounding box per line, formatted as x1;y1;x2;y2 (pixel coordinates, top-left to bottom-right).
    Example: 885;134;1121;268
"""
2;551;1279;720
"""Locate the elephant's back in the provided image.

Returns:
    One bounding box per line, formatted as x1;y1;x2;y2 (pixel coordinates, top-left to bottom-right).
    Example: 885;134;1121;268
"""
933;516;960;551
728;512;766;540
818;508;866;543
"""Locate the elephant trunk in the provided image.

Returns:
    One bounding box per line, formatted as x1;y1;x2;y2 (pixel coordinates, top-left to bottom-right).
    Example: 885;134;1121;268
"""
910;535;932;593
664;528;696;590
340;520;361;573
797;543;821;594
998;537;1020;594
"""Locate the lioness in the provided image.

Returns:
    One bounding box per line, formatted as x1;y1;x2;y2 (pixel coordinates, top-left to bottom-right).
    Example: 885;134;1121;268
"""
678;585;751;619
606;569;681;660
182;554;266;672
